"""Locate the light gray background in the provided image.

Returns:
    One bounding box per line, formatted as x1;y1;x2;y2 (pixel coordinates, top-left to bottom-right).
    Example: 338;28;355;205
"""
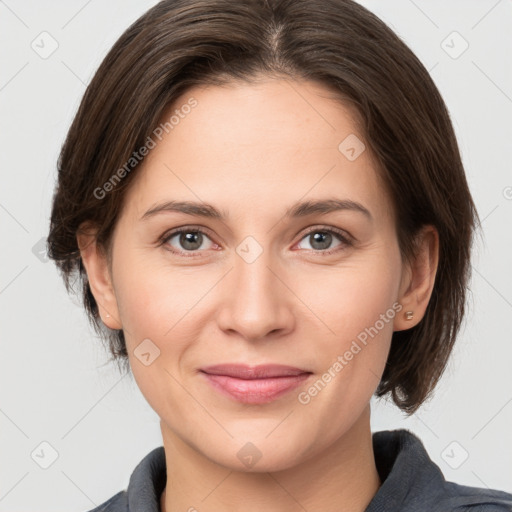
1;1;511;510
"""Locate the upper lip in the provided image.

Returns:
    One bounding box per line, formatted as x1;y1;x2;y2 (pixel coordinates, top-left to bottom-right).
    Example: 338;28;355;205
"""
200;364;311;379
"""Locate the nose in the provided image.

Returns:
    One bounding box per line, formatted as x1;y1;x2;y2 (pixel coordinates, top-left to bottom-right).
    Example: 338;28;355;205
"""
215;249;295;343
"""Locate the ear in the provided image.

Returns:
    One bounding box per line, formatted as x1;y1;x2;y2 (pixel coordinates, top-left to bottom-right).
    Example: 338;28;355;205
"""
76;223;122;330
394;225;439;331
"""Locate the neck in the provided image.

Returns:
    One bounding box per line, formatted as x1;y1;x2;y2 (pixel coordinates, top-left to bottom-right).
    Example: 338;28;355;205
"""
160;405;381;512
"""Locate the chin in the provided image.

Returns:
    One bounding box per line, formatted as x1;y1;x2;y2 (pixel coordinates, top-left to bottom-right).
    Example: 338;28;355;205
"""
205;436;310;473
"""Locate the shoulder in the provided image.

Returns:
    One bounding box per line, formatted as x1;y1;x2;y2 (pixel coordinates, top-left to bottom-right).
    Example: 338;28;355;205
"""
84;490;128;512
440;480;512;511
81;446;165;512
369;429;512;512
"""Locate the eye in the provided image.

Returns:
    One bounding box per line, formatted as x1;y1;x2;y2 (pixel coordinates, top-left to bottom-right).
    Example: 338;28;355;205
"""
161;227;217;256
295;227;353;255
159;225;353;257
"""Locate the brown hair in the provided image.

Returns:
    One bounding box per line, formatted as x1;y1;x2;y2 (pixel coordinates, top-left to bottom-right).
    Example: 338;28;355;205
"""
47;0;479;415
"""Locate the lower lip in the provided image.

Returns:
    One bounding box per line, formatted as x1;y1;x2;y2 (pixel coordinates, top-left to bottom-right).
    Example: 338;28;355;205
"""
201;372;311;404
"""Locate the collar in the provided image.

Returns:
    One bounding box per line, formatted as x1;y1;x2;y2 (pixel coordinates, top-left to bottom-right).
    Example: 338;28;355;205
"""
121;428;512;512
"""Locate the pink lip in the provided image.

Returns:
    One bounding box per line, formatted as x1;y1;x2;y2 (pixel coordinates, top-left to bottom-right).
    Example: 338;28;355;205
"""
200;364;312;404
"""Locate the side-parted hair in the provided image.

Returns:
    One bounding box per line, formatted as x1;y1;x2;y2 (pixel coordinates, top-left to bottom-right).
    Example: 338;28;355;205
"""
47;0;479;414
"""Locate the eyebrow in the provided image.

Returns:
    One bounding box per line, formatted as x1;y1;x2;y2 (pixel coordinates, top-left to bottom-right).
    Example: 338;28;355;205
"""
140;198;372;221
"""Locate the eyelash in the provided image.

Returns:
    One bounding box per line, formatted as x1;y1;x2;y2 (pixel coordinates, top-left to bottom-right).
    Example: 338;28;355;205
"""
158;225;354;258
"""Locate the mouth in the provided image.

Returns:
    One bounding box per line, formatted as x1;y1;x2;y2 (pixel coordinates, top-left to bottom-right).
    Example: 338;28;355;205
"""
199;364;313;404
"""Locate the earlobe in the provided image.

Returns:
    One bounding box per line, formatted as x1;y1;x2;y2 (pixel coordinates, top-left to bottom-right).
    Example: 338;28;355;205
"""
394;225;439;332
76;223;122;330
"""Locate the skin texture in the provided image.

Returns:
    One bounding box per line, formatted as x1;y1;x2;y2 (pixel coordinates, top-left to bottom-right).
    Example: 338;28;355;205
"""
78;78;439;512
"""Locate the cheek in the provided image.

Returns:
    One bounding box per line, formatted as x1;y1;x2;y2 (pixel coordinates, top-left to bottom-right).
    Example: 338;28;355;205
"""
294;252;400;340
113;249;202;340
291;250;401;399
113;257;202;413
115;239;401;353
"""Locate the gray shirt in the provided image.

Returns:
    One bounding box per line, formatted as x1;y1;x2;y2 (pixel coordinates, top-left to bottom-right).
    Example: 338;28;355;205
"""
86;429;512;511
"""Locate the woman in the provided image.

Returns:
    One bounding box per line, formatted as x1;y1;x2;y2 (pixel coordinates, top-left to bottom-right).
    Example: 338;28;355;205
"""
47;0;512;510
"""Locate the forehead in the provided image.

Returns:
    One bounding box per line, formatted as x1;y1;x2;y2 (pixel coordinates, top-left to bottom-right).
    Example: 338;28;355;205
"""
166;77;363;153
122;78;394;226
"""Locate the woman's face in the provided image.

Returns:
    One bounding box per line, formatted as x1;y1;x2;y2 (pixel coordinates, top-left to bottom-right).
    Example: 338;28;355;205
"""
93;78;414;471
